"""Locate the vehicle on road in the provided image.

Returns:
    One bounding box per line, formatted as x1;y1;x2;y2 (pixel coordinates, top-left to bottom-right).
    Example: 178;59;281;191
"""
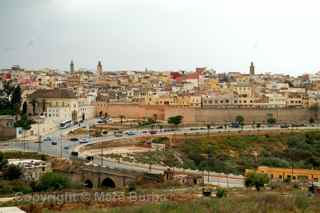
79;138;89;144
291;123;305;127
190;128;200;131
114;131;123;137
64;146;69;150
216;126;223;129
59;120;72;129
230;122;240;128
106;117;112;123
126;131;136;136
69;137;79;142
96;118;106;124
51;141;57;145
142;130;148;134
280;124;289;128
149;130;157;135
86;156;94;161
42;137;52;142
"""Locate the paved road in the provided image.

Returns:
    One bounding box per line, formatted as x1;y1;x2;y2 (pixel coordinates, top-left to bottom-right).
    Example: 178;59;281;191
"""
4;123;320;187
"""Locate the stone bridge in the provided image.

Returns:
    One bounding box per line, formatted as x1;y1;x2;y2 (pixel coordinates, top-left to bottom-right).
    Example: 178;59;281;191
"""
71;165;143;189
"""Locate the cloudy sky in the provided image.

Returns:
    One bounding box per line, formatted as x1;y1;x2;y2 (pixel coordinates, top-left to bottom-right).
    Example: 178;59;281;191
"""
1;0;320;75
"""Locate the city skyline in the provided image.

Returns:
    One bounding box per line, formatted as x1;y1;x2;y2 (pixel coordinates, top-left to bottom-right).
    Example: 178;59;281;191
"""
2;0;320;75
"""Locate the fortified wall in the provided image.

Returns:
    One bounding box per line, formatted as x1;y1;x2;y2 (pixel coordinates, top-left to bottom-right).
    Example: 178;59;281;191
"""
96;103;312;124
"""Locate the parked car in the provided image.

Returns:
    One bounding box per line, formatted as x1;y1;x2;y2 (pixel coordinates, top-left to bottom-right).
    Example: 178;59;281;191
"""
64;146;69;150
142;130;148;134
79;138;89;144
51;141;57;145
216;126;223;129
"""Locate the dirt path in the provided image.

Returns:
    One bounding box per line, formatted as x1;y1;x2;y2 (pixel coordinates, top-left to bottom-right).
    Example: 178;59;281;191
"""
82;146;153;156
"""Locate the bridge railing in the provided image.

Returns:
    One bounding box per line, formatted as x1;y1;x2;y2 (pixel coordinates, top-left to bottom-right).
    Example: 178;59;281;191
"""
100;157;245;186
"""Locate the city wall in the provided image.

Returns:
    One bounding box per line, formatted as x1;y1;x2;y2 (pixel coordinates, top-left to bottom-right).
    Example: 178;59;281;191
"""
96;103;312;124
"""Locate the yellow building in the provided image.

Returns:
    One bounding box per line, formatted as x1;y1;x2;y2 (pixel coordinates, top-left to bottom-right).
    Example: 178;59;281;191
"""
254;166;320;182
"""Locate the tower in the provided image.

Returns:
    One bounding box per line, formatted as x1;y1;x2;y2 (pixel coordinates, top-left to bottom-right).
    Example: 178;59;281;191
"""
250;62;255;75
70;60;74;73
97;61;103;76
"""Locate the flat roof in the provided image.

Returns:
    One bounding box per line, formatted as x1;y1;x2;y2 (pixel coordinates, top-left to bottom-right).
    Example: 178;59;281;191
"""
0;207;26;213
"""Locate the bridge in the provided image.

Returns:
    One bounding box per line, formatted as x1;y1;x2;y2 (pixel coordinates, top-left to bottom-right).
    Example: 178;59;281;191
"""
70;164;144;189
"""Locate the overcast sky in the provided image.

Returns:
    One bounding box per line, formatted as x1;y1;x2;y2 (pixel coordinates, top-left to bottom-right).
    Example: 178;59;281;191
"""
1;0;320;75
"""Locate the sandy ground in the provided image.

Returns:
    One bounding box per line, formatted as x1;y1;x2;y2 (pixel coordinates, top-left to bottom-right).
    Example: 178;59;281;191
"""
0;197;15;203
82;146;153;156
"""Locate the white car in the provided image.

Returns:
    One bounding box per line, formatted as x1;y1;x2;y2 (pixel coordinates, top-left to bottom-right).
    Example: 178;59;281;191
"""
79;138;89;144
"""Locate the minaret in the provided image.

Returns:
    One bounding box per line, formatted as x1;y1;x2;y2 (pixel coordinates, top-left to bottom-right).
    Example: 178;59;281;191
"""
70;60;74;73
97;61;103;76
250;62;255;75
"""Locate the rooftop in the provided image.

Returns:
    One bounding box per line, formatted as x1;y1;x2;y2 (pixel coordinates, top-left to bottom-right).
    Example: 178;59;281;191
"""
28;88;76;99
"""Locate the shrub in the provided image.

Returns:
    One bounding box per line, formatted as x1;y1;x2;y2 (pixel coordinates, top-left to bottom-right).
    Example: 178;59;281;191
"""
37;172;71;191
245;172;270;191
3;164;22;180
216;188;226;198
294;194;309;212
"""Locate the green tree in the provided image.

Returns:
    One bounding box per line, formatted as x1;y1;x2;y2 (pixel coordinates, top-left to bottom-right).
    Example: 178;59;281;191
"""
14;114;33;130
37;172;71;191
245;172;270;191
11;85;22;116
235;115;244;126
22;102;27;115
167;115;183;128
216;188;227;198
3;164;22;180
0;152;8;170
267;117;276;126
309;117;315;124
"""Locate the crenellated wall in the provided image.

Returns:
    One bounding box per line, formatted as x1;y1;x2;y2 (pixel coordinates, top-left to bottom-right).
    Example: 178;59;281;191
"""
96;103;312;124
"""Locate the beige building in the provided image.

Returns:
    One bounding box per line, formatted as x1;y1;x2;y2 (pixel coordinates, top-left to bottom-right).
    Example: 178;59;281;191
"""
8;159;52;182
28;88;95;124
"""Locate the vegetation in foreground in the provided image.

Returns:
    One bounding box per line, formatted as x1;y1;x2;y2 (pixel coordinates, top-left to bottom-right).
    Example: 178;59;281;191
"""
42;192;320;213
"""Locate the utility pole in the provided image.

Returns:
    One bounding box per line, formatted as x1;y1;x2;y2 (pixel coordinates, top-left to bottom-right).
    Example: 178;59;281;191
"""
37;121;42;153
60;134;63;158
23;130;26;151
